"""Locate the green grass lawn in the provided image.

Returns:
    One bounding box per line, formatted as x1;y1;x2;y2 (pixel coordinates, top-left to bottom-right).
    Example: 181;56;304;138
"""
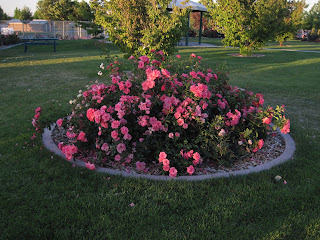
1;40;320;239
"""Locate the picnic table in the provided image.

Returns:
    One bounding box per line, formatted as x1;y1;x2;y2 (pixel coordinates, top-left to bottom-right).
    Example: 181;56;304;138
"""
22;38;58;53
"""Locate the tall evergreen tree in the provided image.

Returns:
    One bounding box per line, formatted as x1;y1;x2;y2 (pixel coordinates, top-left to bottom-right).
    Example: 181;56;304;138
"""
14;7;21;19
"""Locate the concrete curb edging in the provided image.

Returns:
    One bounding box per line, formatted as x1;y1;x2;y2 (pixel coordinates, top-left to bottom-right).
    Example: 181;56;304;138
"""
0;43;23;50
42;123;296;181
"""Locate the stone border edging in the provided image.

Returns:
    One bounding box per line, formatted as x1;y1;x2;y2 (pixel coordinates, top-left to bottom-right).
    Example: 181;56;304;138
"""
42;124;296;181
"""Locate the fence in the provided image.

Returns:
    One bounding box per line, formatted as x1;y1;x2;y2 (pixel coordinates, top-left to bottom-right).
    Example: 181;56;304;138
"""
0;20;94;39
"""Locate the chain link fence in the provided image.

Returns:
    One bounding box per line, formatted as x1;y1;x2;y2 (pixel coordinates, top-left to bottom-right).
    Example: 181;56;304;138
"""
0;20;93;39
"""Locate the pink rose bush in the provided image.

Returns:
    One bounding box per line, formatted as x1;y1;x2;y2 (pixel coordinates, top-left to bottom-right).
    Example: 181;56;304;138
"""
33;52;290;177
32;107;42;132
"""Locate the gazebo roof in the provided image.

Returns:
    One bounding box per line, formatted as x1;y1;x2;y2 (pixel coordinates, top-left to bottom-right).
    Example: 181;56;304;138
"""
168;0;207;12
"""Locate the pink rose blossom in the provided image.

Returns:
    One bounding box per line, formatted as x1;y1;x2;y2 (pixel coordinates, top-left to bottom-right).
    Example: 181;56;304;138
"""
101;143;109;152
66;131;77;139
87;108;95;122
159;152;167;162
111;130;119;141
34;113;40;120
82;91;88;98
77;131;88;142
213;74;218;80
140;55;150;63
123;133;132;140
226;109;241;126
258;139;264;149
190;83;211;99
125;80;132;88
193;152;201;161
163;164;170;171
169;167;178;177
192;152;201;165
138;61;145;69
35;107;42;113
262;117;272;124
176;55;181;58
177;118;184;126
187;165;195;175
56;118;63;127
114;154;121;161
58;142;64;150
218;129;226;137
161;68;171;78
117;143;126;153
147;69;161;82
61;144;78;161
253;139;264;152
136;161;146;171
157;50;164;55
174;112;181;119
85;162;96;170
111;120;120;129
281;119;290;134
162;158;170;166
168;133;174;138
190;53;196;58
32;118;37;127
218;99;226;109
142;79;155;91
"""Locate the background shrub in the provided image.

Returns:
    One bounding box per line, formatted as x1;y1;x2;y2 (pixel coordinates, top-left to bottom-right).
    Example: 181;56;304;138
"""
1;33;21;45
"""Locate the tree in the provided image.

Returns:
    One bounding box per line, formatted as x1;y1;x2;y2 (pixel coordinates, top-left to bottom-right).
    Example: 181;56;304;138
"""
20;6;33;21
203;0;288;55
74;0;94;21
33;10;40;19
36;0;55;20
92;0;190;56
14;7;21;19
14;6;33;21
73;1;102;38
36;0;94;21
51;0;76;20
36;0;75;20
0;6;10;20
275;0;306;46
303;0;320;31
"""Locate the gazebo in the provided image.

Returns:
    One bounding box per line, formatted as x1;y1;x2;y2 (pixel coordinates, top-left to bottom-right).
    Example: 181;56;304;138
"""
167;0;207;46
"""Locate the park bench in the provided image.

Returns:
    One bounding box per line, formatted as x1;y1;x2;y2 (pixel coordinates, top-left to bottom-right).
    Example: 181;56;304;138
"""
22;38;59;53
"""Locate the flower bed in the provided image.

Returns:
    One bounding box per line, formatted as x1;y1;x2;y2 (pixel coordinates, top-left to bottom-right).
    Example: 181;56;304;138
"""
32;52;290;177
